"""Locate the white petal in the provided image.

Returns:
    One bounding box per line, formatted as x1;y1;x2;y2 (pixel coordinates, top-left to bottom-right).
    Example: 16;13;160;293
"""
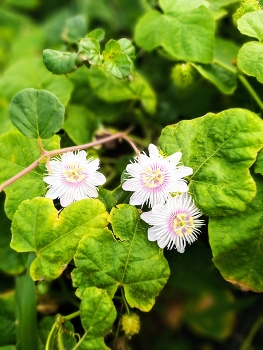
148;144;160;158
60;195;74;207
166;151;182;165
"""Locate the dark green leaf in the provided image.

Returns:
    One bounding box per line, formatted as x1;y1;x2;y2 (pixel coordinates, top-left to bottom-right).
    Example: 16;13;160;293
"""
10;88;65;139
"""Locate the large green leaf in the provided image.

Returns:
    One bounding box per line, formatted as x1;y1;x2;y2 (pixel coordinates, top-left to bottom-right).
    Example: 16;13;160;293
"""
237;10;263;41
209;175;263;292
75;287;116;350
0;193;27;275
88;66;156;114
0;131;60;219
72;204;170;312
159;108;263;216
237;41;263;83
11;198;108;281
43;50;83;75
10;88;65;139
134;2;215;63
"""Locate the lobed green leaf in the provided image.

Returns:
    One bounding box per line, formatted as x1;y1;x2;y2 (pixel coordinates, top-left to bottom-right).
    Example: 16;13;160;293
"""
135;5;215;63
209;175;263;292
11;198;109;281
159;108;263;216
72;204;170;312
10;88;65;139
102;39;132;79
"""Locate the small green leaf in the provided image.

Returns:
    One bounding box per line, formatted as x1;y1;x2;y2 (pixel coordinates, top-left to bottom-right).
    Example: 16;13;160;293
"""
10;88;65;139
209;175;263;292
159;108;263;216
135;5;215;63
79;38;103;66
11;198;109;281
0;131;60;219
72;204;170;312
63;104;99;144
77;287;116;350
87;28;105;42
103;39;132;79
43;49;82;75
118;38;136;61
237;10;263;41
237;41;263;83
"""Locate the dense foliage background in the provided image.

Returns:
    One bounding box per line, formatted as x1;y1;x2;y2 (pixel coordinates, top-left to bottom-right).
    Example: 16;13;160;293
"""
1;0;263;349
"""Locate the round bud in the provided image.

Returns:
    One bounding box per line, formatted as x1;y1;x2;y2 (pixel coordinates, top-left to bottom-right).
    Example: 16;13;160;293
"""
121;313;140;336
171;62;198;91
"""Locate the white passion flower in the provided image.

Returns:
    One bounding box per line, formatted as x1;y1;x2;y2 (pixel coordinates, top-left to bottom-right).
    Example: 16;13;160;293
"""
122;144;193;208
43;150;106;207
141;193;205;253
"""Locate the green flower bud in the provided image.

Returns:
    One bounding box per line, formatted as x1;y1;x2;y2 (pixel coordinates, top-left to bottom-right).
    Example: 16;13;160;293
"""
171;62;198;91
233;0;262;25
121;313;140;336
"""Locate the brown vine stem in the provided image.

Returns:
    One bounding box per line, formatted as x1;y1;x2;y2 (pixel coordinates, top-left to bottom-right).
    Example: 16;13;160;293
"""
0;132;140;193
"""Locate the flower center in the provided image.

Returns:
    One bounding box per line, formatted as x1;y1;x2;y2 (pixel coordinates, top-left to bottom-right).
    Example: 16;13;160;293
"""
63;162;85;183
173;213;194;237
142;166;165;188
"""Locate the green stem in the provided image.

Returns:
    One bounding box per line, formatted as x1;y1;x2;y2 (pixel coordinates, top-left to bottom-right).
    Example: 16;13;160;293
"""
213;59;237;74
240;316;263;350
238;75;263;110
121;288;130;316
16;252;38;350
62;310;80;321
45;319;58;350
